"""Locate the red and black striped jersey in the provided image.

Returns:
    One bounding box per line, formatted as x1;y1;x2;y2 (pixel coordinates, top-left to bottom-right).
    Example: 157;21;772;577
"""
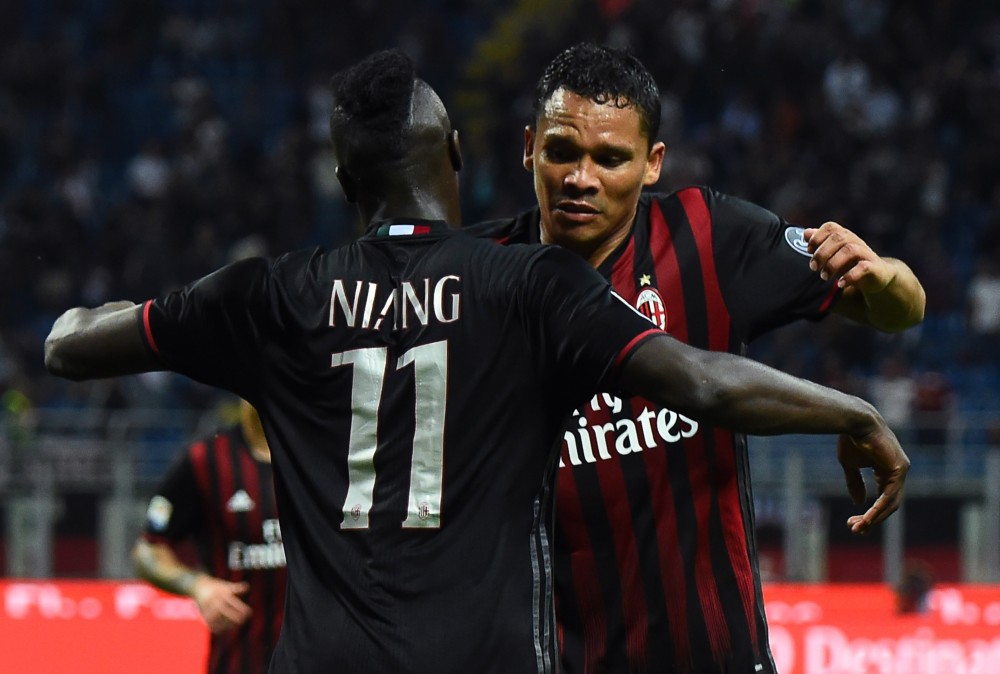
467;187;840;674
142;426;285;674
137;219;662;674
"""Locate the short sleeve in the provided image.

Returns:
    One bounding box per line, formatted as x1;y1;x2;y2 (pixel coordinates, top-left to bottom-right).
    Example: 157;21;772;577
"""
141;448;203;543
706;189;841;339
141;257;272;398
519;246;661;398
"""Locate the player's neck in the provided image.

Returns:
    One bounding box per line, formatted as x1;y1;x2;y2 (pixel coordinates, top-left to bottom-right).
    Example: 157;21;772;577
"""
540;218;633;270
360;189;461;228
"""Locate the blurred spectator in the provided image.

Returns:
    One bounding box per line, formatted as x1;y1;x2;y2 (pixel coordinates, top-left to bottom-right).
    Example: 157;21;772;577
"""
0;0;997;415
126;138;173;200
966;256;1000;360
822;50;871;129
869;354;917;440
913;370;955;450
895;560;933;614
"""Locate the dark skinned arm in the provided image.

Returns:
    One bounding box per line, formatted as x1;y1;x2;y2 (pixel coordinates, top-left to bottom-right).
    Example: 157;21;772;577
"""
44;302;158;380
620;334;909;534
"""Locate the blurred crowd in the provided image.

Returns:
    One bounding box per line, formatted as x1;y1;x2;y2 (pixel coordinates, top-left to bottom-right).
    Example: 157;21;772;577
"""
1;0;998;439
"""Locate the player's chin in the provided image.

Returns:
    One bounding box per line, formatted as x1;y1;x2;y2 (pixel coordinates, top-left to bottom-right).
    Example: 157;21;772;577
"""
548;211;606;239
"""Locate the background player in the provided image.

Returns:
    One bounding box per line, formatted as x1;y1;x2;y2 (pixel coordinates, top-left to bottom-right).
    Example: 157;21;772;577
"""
44;50;908;673
132;398;284;674
468;42;927;674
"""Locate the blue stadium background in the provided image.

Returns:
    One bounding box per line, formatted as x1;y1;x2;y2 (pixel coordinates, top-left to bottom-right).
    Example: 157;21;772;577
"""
0;0;998;580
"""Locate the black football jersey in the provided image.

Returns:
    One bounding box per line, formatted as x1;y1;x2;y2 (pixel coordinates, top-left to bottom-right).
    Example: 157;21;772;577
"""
139;219;660;674
467;188;839;674
143;426;284;674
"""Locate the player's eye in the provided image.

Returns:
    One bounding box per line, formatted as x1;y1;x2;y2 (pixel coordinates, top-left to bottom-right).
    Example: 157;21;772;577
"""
544;144;577;163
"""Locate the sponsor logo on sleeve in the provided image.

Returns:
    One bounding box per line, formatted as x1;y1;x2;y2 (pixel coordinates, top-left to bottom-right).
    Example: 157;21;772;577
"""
146;496;173;532
784;226;812;257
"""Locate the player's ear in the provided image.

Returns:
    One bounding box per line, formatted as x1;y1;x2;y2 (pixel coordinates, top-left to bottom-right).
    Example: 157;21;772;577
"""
523;126;535;173
448;129;462;172
643;141;666;187
335;166;358;203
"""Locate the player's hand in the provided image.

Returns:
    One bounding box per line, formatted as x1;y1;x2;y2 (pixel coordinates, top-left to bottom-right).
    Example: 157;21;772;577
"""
804;222;895;296
837;424;910;535
191;575;252;634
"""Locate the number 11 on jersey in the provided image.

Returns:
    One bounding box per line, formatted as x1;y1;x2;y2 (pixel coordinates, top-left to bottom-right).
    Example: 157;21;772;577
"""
331;341;448;530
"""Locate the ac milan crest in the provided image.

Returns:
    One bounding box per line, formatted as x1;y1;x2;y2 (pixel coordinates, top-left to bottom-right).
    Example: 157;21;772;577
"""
635;288;667;330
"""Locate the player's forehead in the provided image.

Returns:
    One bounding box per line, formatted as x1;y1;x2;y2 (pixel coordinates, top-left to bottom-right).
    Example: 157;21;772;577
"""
536;87;646;149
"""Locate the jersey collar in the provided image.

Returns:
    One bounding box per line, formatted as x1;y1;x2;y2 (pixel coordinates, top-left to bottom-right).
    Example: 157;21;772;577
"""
365;218;454;239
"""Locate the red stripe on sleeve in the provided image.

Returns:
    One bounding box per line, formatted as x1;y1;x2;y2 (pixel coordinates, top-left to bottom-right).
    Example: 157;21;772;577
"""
614;329;661;368
818;283;840;314
141;300;161;355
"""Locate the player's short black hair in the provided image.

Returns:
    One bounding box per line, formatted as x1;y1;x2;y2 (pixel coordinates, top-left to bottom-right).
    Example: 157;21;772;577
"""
533;43;661;146
329;49;416;161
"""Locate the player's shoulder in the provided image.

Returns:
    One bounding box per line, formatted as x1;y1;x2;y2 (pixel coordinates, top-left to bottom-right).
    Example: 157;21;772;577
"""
189;255;274;298
640;185;780;233
513;243;603;289
640;185;719;211
190;423;240;454
463;205;540;243
271;246;326;276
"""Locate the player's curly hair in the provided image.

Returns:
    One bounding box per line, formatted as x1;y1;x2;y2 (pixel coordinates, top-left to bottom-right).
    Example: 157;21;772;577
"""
329;49;415;160
533;43;661;146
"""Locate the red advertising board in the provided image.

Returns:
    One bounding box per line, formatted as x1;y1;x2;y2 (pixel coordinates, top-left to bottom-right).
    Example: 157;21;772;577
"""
763;584;1000;674
0;581;207;674
1;581;999;673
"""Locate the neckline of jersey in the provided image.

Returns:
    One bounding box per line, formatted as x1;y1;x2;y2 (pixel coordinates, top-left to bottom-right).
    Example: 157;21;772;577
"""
365;218;453;238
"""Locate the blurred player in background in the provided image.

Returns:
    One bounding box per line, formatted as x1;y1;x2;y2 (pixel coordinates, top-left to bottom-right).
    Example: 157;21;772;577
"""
45;50;908;673
132;398;284;674
469;42;926;674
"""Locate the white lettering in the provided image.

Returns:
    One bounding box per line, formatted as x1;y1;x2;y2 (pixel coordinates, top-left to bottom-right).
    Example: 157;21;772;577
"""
592;422;615;460
262;518;282;544
361;281;379;328
228;541;287;571
402;279;429;329
561;395;701;467
330;280;363;328
614;419;641;455
433;275;461;323
805;626;848;674
767;626;795;673
657;408;681;443
331;276;462;331
800;625;1000;674
373;288;398;331
635;407;657;447
576;417;597;463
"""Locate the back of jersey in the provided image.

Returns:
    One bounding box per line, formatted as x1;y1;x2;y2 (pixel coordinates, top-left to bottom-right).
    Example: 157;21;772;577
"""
144;219;659;673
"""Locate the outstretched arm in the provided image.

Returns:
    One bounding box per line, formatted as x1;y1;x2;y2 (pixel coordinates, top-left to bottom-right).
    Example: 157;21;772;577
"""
131;539;252;634
44;302;158;380
620;334;909;534
805;221;925;332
